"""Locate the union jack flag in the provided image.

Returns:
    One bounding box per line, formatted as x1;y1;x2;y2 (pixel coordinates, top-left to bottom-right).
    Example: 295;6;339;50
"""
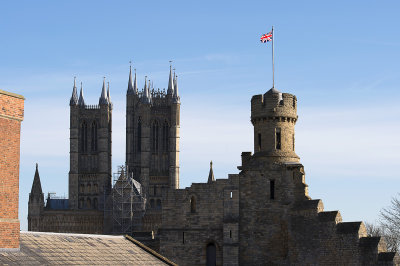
260;31;272;43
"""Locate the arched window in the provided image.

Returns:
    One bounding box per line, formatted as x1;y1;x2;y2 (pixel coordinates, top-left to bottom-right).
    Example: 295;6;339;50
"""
150;199;155;209
87;183;91;193
80;121;88;152
93;198;98;209
163;121;169;152
137;119;142;152
206;243;217;266
87;198;91;209
190;196;196;213
79;184;84;193
91;121;97;152
152;120;159;152
93;184;98;193
79;198;84;209
156;199;161;209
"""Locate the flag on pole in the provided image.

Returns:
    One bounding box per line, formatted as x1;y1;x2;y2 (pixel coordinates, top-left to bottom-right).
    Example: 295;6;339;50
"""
260;31;273;43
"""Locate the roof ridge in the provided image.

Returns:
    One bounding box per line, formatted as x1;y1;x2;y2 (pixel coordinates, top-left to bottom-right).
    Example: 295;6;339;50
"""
125;235;177;266
20;231;125;239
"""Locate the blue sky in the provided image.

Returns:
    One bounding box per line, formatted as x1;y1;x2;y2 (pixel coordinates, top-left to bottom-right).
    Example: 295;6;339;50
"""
1;1;399;230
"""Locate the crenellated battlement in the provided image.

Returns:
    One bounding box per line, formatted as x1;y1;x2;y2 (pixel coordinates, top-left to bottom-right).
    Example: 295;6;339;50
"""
251;88;297;124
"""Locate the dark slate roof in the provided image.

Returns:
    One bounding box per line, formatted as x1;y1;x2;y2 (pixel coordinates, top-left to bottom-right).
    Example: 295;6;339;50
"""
0;232;176;265
46;198;69;210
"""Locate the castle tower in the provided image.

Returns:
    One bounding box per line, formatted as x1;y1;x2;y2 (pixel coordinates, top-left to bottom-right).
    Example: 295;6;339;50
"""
28;163;44;231
126;65;180;218
250;87;299;162
68;78;112;211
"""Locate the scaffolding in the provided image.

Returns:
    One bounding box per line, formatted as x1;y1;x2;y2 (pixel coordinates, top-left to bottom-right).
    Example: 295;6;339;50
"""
110;165;146;235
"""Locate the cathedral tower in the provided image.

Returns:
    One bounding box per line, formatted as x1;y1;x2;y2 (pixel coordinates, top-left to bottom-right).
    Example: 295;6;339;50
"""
126;65;180;215
251;87;299;162
68;78;112;211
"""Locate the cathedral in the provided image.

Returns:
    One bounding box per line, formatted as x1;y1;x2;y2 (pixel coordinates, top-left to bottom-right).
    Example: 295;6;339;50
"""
28;65;399;265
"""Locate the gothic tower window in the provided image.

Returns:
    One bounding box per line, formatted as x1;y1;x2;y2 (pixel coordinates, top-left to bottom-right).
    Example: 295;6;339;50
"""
93;198;98;209
79;198;84;209
87;198;91;209
150;199;155;209
275;128;281;150
258;133;261;151
91;121;97;152
163;121;169;152
156;199;161;209
190;196;196;213
79;184;84;193
80;121;88;152
87;183;91;194
152;120;159;152
93;183;98;193
137;119;142;152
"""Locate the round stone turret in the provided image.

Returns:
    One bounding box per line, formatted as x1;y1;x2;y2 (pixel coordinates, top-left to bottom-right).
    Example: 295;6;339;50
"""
251;87;299;162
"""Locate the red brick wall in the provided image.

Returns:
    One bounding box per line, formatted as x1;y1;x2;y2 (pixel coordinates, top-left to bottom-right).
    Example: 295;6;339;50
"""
0;89;24;249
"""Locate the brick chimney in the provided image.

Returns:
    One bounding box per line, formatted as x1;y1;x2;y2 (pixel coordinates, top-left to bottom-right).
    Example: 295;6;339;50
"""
0;89;24;250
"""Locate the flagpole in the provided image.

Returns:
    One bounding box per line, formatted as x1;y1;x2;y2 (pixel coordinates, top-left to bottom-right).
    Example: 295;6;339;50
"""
272;26;274;89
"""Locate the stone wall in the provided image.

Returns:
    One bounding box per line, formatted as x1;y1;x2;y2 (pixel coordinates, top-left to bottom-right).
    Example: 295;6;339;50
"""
0;89;24;249
159;175;239;266
32;210;103;234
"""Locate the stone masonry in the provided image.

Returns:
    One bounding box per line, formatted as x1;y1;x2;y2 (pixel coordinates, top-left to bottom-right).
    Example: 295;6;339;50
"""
0;89;24;250
159;87;400;265
26;65;400;265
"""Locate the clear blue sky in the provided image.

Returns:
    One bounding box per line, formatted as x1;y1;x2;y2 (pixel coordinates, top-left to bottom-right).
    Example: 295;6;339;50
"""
1;1;399;230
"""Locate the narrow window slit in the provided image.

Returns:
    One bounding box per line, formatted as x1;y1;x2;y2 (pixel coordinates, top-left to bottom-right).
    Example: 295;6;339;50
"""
270;179;275;200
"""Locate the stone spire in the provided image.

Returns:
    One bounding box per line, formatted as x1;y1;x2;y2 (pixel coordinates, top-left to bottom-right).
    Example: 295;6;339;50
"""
127;64;134;94
70;77;78;106
208;161;215;183
107;82;111;104
30;163;43;195
99;77;108;105
142;76;151;104
78;82;85;106
173;75;180;103
133;69;138;94
167;64;174;95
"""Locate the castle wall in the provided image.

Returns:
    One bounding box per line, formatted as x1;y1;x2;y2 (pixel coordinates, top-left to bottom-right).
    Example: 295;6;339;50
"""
159;175;239;266
0;89;24;249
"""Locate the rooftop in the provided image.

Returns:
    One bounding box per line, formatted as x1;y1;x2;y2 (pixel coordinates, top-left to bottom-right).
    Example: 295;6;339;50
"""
0;231;176;265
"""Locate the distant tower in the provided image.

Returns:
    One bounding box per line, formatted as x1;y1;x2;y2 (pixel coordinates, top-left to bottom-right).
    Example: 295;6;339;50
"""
126;64;180;212
68;77;112;211
250;87;299;162
28;163;44;231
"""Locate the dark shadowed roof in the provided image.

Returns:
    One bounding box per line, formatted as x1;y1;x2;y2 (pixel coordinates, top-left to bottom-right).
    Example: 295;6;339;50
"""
46;198;69;209
0;231;176;265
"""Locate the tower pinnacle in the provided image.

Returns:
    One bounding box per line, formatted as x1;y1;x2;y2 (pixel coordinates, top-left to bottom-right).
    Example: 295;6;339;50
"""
107;82;111;104
127;63;134;94
78;82;85;106
208;161;215;183
30;163;43;195
99;77;108;105
70;77;78;106
173;75;180;103
167;64;174;95
142;76;151;104
134;69;138;94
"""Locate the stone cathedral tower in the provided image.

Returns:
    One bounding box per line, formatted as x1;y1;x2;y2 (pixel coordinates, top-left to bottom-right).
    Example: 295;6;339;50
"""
69;78;112;211
125;65;180;230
